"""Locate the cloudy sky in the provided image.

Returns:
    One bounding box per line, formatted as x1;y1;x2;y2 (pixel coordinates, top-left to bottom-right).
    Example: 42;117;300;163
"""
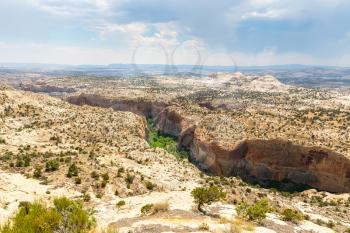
0;0;350;66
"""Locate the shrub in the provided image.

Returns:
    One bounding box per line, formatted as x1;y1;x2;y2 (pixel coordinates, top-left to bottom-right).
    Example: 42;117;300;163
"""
15;156;31;167
125;174;135;184
101;180;108;188
140;204;154;216
83;193;91;202
145;181;156;190
0;138;6;144
102;172;109;182
75;177;82;184
116;200;126;209
53;197;95;232
198;222;209;231
326;220;335;229
236;199;270;222
90;171;99;180
0;153;12;161
0;197;95;233
281;208;304;223
33;165;43;178
101;172;109;187
191;186;226;214
45;159;60;172
67;163;78;177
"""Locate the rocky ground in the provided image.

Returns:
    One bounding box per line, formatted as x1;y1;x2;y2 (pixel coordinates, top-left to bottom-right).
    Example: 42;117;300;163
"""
0;72;350;232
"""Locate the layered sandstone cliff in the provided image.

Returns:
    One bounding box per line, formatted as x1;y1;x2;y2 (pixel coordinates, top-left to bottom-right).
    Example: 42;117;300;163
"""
190;136;350;193
66;93;350;193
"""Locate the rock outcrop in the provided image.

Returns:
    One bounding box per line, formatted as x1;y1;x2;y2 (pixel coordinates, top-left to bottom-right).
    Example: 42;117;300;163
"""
66;93;350;193
67;93;165;118
190;136;350;193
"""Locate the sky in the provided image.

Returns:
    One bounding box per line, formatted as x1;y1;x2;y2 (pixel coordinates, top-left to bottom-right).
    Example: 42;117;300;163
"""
0;0;350;66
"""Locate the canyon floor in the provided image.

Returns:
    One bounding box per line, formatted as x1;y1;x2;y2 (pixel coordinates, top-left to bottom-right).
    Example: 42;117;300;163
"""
0;72;350;233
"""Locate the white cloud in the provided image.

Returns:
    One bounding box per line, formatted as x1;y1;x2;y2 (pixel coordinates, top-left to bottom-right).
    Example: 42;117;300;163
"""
242;9;287;19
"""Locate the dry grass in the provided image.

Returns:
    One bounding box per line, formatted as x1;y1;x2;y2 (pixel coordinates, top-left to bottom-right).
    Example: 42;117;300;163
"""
90;226;119;233
198;222;210;231
224;218;255;233
153;201;170;213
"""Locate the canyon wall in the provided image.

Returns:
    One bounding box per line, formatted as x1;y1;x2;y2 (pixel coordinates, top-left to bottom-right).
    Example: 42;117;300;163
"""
190;136;350;193
67;93;350;193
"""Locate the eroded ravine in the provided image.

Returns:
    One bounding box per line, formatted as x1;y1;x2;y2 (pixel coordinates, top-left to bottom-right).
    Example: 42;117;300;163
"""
67;93;350;193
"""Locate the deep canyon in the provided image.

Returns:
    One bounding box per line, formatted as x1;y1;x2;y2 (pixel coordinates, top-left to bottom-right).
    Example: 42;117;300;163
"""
67;93;350;193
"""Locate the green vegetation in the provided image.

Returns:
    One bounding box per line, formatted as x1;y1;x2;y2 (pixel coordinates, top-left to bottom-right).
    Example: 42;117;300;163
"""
0;197;95;233
236;199;271;222
147;119;189;160
191;186;226;214
90;171;99;180
140;202;169;216
45;159;59;172
125;173;135;184
101;172;109;188
116;200;126;209
141;204;154;216
67;163;78;177
15;155;31;167
33;165;43;178
281;208;304;223
145;181;156;190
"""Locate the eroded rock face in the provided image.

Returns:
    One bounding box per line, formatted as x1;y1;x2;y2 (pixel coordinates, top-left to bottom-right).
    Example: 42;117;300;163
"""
190;137;350;193
67;93;166;118
67;93;350;193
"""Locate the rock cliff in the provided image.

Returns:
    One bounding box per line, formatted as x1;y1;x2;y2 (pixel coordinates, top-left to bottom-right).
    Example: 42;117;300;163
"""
66;93;350;193
190;136;350;193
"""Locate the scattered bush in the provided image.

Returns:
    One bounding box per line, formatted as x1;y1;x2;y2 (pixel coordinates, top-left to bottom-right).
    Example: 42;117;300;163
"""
281;208;304;223
101;172;109;188
67;163;78;177
75;177;82;184
116;200;126;209
191;186;226;214
198;222;209;231
49;135;62;144
102;172;109;182
0;138;6;144
91;171;99;180
326;220;335;229
15;156;31;167
83;193;91;202
0;197;95;233
33;165;43;178
145;181;156;190
236;199;271;222
141;204;154;216
125;173;135;184
45;159;60;172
